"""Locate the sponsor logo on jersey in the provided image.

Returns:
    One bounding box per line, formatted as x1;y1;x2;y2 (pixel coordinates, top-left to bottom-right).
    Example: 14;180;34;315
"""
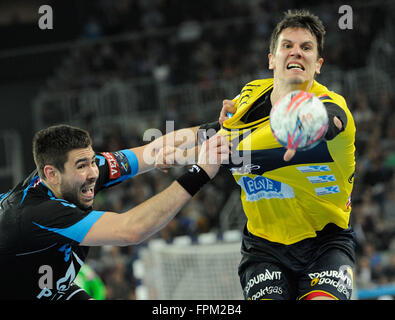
315;185;340;196
237;176;295;201
102;152;121;179
297;165;330;173
307;175;336;183
58;243;72;262
230;164;261;174
37;250;84;299
113;151;131;176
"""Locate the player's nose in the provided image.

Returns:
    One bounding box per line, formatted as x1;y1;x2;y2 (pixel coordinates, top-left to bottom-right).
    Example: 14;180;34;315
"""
88;163;99;180
289;45;302;57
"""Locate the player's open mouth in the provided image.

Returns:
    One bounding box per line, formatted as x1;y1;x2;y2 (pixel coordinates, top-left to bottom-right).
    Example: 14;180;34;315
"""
286;62;305;71
81;185;95;200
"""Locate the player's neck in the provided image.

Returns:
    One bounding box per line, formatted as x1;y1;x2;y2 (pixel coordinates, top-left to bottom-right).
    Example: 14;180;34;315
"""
270;79;313;106
42;179;63;200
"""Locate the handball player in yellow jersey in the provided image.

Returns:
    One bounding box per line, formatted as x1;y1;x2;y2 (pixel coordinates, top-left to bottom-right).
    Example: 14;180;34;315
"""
157;10;356;300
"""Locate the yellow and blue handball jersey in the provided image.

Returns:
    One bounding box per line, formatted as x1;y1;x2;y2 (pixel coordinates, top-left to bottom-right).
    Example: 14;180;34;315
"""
218;78;356;245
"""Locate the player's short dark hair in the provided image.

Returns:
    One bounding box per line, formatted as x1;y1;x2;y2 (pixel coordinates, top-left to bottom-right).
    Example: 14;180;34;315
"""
269;9;326;58
33;124;92;179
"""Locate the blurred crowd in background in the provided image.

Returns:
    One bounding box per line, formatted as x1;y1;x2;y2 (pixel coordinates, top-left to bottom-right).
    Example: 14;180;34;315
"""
4;0;395;299
45;0;386;92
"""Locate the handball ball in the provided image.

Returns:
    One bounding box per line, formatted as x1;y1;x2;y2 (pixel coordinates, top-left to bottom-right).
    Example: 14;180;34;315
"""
270;90;328;151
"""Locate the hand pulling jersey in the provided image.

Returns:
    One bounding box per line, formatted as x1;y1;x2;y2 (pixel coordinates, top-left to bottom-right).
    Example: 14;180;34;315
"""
217;78;356;245
0;149;138;300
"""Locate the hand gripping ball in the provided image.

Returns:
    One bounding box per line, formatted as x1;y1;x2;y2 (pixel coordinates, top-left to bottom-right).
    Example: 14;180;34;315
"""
270;90;328;151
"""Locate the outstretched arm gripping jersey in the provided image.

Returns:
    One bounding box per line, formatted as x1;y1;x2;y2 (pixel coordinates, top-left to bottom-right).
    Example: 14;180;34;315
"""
217;79;356;245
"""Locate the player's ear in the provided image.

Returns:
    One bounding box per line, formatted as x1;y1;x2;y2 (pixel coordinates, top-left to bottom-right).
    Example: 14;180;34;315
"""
268;53;275;70
315;57;324;74
43;165;60;185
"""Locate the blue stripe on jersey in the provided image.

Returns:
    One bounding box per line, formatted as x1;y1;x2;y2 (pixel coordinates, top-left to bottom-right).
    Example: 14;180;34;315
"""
40;181;77;208
102;149;139;187
319;94;333;102
0;190;11;201
225;140;333;175
33;210;105;243
20;175;41;205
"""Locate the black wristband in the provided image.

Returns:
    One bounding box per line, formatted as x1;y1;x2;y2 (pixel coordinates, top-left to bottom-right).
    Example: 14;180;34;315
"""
176;165;211;197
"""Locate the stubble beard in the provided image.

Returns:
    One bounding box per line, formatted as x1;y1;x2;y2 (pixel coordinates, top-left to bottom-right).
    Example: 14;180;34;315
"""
60;181;92;210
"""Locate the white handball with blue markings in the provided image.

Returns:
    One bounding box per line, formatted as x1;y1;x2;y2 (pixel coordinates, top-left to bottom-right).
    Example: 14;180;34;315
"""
270;90;328;151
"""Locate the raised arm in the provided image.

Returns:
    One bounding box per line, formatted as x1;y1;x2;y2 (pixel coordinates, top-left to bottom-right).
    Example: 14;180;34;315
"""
130;126;201;175
136;99;240;174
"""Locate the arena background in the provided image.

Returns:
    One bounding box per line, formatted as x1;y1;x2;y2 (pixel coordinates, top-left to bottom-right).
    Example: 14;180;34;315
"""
0;0;394;300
